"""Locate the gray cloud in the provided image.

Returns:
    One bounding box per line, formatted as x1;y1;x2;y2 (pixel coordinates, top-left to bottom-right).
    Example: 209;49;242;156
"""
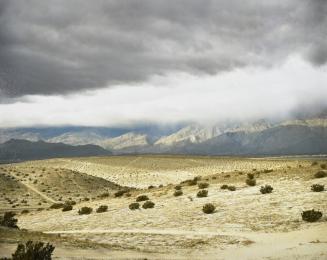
0;0;326;98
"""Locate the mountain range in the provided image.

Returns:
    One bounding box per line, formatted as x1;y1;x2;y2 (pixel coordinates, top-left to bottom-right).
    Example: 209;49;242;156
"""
0;117;327;158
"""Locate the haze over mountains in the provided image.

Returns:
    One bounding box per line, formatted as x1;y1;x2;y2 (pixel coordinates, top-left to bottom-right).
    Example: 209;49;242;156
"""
1;116;327;160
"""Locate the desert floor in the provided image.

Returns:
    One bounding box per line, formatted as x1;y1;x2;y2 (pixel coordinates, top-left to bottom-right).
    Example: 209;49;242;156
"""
1;155;327;259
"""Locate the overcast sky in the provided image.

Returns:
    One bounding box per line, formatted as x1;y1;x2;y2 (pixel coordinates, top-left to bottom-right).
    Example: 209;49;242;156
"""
0;0;326;127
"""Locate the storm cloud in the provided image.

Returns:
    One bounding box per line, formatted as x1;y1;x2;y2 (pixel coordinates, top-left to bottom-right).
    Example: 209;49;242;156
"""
0;0;326;98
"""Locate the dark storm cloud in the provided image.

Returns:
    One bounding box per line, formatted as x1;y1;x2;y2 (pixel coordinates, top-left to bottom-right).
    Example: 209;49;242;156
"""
0;0;326;98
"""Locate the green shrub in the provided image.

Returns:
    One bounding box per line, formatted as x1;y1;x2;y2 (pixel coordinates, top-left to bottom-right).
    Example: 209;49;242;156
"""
174;190;183;197
96;205;108;213
202;203;215;214
78;207;92;215
12;240;55;260
227;186;236;191
62;204;73;212
220;184;229;190
114;190;128;197
301;209;323;222
311;184;324;192
174;185;182;190
99;192;110;198
246;178;256;186
197;189;208;198
314;171;327;178
49;203;64;209
260;185;273;194
0;212;18;228
136;195;149;202
187;179;197;186
129;202;140;210
142;201;155;209
198;182;209;189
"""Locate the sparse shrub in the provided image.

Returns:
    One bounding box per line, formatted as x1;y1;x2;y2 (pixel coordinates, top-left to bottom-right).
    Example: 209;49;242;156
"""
311;161;318;166
198;182;209;189
0;212;18;228
65;200;76;206
314;171;327;178
148;185;155;189
96;205;108;213
320;164;327;169
212;176;217;179
62;204;73;212
202;203;215;214
263;169;273;173
197;189;208;198
187;179;197;186
260;185;273;194
21;210;29;214
227;186;236;191
99;192;110;198
246;178;256;186
247;173;254;179
220;184;229;190
301;209;323;222
78;207;92;215
114;190;127;197
174;185;182;190
49;203;64;209
174;190;183;197
125;193;131;197
129;202;140;210
142;201;155;209
136;195;149;202
12;240;55;260
311;184;324;192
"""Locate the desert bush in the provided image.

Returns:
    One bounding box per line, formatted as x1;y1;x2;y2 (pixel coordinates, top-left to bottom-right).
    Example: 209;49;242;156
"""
78;207;92;215
263;169;273;173
320;164;327;169
202;203;215;214
260;185;273;194
129;202;140;210
174;185;182;190
142;201;155;209
198;182;209;189
197;189;208;198
12;240;55;260
227;186;236;191
49;203;64;209
148;185;155;189
99;192;110;198
246;178;256;186
136;195;149;202
174;190;183;197
187;179;197;186
114;190;128;197
21;210;29;214
301;209;323;222
311;161;318;166
62;204;73;212
125;193;131;197
0;212;18;228
220;184;229;190
96;205;108;213
314;171;327;178
311;184;325;192
247;173;255;179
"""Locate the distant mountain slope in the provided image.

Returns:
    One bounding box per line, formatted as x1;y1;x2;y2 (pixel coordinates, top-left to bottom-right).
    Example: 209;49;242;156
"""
172;124;327;155
0;139;112;163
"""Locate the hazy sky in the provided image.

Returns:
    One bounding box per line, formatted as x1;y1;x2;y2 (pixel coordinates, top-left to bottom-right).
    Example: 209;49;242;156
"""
0;0;326;127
